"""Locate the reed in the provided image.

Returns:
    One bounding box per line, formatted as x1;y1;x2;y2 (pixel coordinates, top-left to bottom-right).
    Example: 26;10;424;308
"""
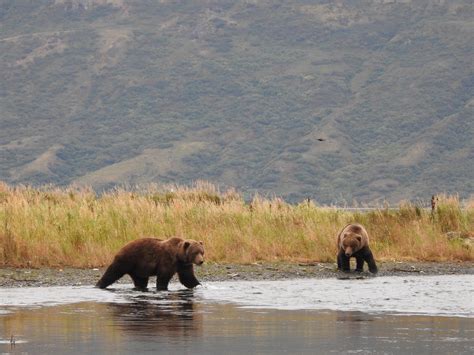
0;182;472;267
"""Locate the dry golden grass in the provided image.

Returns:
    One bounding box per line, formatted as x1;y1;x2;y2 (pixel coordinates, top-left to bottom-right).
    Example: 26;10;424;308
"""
0;182;472;267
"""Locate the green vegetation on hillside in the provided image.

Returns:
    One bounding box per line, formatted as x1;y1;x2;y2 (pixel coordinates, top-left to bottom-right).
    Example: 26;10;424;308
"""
0;0;473;204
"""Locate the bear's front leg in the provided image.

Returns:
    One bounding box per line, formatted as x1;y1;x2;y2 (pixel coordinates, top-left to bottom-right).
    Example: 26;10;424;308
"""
177;263;201;288
355;256;364;272
337;250;351;272
362;247;378;274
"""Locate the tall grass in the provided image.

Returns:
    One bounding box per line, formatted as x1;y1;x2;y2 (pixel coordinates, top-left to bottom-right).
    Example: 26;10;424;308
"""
0;182;472;267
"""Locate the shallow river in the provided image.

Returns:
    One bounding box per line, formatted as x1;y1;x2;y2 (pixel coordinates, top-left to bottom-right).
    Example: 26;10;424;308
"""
1;275;473;354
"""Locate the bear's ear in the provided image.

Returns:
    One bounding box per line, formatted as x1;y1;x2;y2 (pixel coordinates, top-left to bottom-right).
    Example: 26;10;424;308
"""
199;241;203;245
183;241;191;250
356;235;362;242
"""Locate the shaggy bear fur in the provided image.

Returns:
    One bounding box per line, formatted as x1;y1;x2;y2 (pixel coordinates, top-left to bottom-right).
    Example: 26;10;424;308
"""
337;223;378;274
96;237;205;290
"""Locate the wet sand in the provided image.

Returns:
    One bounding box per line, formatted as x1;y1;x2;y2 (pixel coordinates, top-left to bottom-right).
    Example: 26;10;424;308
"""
0;261;473;288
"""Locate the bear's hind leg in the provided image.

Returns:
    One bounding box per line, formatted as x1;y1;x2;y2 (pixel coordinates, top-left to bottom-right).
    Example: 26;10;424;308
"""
156;273;173;291
96;261;127;289
355;256;364;272
131;275;149;290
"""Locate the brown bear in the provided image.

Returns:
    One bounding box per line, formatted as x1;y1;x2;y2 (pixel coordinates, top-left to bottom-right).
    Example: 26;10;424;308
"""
337;223;378;274
96;237;205;290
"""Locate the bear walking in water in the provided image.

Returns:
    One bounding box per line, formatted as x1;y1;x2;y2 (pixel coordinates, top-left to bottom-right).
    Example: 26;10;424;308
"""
337;223;378;274
96;237;205;290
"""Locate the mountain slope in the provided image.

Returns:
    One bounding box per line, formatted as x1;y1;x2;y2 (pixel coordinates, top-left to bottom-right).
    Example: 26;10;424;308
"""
1;0;473;203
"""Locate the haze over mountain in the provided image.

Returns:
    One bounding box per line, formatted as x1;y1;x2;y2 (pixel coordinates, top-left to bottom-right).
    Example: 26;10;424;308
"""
1;0;473;204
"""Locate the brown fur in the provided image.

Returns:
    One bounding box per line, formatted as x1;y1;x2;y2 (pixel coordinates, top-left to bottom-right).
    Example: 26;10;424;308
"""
337;223;369;256
96;237;205;290
336;223;377;273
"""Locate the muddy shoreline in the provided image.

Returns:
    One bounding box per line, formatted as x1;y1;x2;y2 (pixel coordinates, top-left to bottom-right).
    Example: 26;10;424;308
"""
1;261;473;288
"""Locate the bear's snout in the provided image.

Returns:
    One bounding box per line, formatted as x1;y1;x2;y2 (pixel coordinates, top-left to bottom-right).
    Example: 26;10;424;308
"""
194;254;204;265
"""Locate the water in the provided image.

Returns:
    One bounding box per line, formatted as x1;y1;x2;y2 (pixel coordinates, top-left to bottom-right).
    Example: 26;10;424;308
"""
1;275;473;354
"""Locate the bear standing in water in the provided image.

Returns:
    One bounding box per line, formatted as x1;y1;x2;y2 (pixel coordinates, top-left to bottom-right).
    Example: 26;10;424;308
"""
337;224;378;274
96;237;205;290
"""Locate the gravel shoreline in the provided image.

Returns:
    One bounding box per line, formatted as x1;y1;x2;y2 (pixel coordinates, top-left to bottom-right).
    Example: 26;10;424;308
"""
1;261;472;288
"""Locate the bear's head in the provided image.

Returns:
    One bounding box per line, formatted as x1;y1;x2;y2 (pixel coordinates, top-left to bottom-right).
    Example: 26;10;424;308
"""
180;239;205;265
341;233;363;257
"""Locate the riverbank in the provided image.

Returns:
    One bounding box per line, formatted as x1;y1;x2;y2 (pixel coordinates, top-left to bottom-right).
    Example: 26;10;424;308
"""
1;261;472;288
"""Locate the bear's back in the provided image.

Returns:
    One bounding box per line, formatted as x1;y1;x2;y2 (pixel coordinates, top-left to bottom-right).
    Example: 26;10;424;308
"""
114;237;161;262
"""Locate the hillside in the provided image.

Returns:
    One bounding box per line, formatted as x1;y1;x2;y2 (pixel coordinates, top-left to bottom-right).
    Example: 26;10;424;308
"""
0;0;473;204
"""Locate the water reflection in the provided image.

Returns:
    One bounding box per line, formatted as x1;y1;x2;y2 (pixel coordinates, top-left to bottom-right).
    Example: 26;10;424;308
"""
106;289;202;338
1;290;205;354
1;301;473;354
336;311;375;323
1;276;473;354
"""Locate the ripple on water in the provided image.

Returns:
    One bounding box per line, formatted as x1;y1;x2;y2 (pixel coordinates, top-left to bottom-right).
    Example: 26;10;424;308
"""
197;275;474;317
0;275;472;317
